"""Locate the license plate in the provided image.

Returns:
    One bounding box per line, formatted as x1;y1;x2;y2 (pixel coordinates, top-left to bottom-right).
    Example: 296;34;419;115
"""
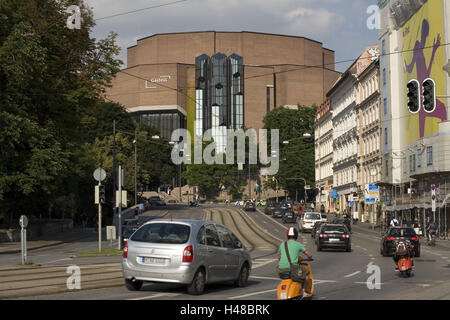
280;292;287;300
141;257;166;265
401;266;406;271
329;238;340;242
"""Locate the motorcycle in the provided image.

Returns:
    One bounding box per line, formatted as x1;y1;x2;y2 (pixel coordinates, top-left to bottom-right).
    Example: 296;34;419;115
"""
393;240;414;278
277;258;314;300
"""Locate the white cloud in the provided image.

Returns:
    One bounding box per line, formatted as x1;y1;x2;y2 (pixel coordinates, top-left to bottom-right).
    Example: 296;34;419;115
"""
285;7;345;38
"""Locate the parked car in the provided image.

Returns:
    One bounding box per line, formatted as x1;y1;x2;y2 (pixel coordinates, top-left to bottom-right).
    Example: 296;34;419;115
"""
264;202;278;215
122;219;252;295
311;221;327;238
272;207;286;219
148;196;166;206
282;210;297;224
244;202;256;212
299;212;322;233
320;214;328;222
316;224;351;252
380;227;420;257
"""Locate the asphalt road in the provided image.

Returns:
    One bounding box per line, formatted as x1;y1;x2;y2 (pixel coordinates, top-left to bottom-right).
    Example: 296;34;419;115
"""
4;204;450;300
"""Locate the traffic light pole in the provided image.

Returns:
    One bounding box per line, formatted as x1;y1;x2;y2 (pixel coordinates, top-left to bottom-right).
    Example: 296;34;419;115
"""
98;180;102;253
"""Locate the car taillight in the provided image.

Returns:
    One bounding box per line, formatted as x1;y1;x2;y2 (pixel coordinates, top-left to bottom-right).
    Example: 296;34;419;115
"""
303;221;306;224
411;237;419;242
123;242;128;259
386;237;395;241
342;234;350;239
319;234;327;238
281;285;286;290
183;245;194;263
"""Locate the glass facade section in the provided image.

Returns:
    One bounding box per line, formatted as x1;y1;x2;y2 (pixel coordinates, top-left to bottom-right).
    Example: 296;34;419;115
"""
133;112;186;140
195;52;244;153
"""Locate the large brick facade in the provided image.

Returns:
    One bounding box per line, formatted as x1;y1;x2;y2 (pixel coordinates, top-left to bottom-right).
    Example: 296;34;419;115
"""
106;31;340;134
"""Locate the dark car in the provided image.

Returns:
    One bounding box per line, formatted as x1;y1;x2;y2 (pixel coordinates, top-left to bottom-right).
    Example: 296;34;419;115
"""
148;196;166;206
122;226;138;245
282;210;297;224
292;205;304;217
264;202;277;215
330;217;351;232
316;224;351;252
311;221;327;238
272;207;286;218
122;218;139;233
380;227;420;257
244;202;256;211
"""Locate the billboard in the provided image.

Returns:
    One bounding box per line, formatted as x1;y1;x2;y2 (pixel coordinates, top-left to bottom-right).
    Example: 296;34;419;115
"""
402;0;447;144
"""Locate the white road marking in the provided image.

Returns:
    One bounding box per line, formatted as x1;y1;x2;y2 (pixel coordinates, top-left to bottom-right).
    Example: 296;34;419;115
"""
229;289;277;299
250;276;280;280
354;282;383;285
344;271;361;278
127;293;180;300
47;258;72;264
441;257;448;259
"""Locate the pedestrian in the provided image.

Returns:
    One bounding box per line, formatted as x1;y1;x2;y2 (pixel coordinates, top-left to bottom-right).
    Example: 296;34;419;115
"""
391;217;399;227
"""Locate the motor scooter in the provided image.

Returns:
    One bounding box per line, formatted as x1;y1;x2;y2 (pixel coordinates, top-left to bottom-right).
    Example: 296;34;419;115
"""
277;258;314;300
393;240;414;278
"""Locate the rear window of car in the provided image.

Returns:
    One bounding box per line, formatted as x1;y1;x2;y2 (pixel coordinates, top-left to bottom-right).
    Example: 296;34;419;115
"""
388;228;416;237
123;228;138;237
130;223;190;244
149;197;161;201
305;213;321;220
322;226;347;234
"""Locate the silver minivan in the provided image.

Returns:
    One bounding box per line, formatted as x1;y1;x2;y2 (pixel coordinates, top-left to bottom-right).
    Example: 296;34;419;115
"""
122;219;252;295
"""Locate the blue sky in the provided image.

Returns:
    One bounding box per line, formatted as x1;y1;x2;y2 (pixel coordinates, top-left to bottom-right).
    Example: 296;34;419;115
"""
86;0;379;72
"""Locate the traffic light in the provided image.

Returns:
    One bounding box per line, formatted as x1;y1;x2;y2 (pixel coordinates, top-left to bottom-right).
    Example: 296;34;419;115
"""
422;79;435;112
406;80;420;113
99;185;106;205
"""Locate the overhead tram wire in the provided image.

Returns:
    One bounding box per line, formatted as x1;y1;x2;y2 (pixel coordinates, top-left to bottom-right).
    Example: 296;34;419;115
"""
94;0;189;22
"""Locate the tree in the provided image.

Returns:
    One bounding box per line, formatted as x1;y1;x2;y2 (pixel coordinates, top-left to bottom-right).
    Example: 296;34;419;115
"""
0;0;123;227
262;105;317;202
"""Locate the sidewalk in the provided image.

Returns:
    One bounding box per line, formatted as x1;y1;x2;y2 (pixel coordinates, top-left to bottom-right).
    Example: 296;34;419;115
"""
0;227;97;255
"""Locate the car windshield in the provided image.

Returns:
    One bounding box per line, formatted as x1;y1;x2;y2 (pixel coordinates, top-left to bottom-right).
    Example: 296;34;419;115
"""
130;223;190;244
305;213;321;220
322;226;347;234
388;228;416;237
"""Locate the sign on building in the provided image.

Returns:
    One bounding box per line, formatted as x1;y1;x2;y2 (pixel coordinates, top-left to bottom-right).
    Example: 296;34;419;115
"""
365;184;379;204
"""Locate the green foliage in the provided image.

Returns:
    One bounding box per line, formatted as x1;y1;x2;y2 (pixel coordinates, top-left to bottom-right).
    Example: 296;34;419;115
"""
263;105;317;201
0;0;140;226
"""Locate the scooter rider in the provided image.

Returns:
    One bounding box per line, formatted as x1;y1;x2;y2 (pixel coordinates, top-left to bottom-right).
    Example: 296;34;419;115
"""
426;221;437;242
277;227;313;292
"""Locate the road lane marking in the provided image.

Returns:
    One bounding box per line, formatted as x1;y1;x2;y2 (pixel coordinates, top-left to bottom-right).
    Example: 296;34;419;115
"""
344;271;361;278
127;293;180;300
229;289;277;299
354;282;383;285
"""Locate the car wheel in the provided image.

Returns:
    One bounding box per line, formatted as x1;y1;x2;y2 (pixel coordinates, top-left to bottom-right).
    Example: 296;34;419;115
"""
316;244;321;252
187;268;206;295
234;263;250;287
346;245;351;252
415;249;420;258
125;279;143;291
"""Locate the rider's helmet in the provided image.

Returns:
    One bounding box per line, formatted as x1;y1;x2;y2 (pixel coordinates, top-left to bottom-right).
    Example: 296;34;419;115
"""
286;227;298;240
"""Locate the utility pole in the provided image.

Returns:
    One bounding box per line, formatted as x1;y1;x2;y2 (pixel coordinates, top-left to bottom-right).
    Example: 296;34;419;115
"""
113;120;117;216
134;129;137;206
248;164;251;200
118;165;122;250
98;179;102;252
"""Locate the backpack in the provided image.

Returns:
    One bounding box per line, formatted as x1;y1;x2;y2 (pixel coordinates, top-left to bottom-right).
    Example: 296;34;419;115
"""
394;220;399;226
395;241;408;256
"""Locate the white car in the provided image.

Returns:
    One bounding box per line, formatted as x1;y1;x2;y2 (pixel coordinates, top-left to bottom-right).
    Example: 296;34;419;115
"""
299;212;322;233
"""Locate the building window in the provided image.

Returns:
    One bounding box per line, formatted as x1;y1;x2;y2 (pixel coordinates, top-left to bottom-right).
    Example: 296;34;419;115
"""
382;39;386;55
409;154;415;173
383;98;387;115
383;68;386;86
417;152;422;168
403;157;407;174
427;146;433;165
384;128;388;146
385;159;389;177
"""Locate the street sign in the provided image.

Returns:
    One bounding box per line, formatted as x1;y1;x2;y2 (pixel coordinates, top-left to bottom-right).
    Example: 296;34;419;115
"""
106;226;116;240
365;184;379;204
330;189;338;199
431;184;436;212
349;201;354;207
93;168;106;182
19;215;28;228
